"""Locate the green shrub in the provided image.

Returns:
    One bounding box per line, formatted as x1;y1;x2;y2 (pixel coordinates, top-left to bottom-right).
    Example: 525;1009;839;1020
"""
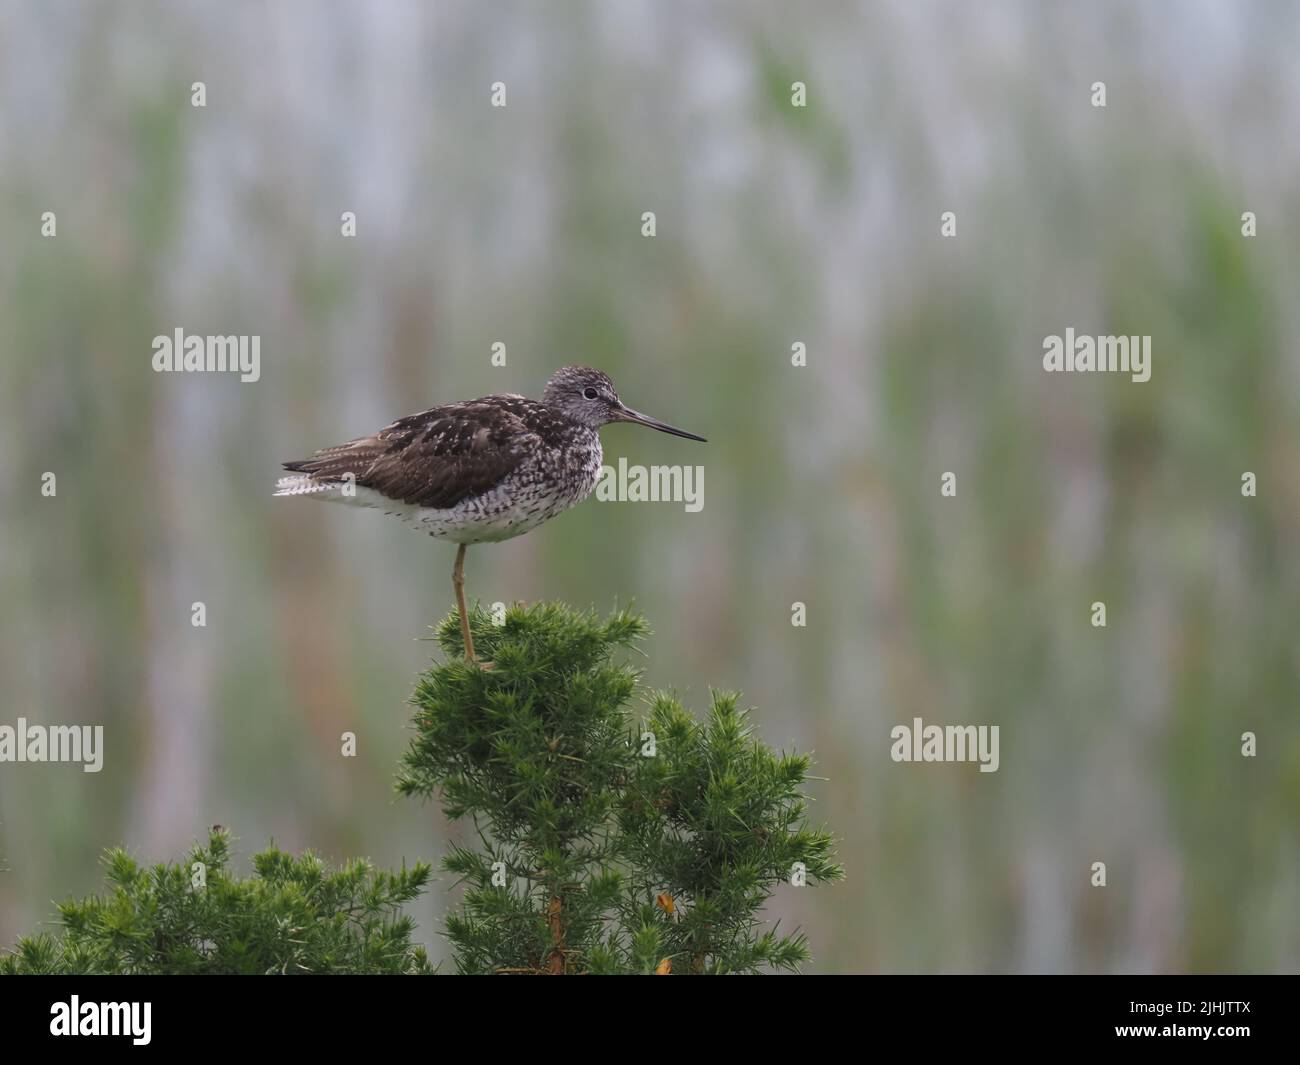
400;602;842;974
1;828;432;975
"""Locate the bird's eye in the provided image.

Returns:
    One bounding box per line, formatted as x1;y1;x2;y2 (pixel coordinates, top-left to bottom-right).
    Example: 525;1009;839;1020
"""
583;387;599;400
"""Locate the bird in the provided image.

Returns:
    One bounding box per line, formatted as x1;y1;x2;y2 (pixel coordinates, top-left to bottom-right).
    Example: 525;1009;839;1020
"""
275;365;706;666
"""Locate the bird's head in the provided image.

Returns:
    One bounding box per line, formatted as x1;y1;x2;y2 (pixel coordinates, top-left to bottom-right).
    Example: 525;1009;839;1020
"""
542;365;706;441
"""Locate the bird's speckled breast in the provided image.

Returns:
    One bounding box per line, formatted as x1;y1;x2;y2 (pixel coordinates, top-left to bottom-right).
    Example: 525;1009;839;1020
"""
405;426;603;545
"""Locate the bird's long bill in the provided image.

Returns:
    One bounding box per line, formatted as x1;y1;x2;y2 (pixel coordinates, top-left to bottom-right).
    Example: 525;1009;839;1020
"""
616;404;708;442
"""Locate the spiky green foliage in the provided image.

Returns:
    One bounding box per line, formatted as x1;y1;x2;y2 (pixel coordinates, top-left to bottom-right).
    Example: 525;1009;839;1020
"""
1;828;432;975
399;603;646;974
400;602;842;974
619;691;842;973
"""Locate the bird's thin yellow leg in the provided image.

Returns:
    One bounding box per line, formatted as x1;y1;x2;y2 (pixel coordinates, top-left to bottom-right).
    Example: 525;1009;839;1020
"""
451;543;475;661
451;544;491;668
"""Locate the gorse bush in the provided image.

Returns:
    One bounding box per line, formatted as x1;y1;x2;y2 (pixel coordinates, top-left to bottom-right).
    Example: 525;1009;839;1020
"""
618;691;839;973
1;828;432;974
3;603;840;975
399;602;842;974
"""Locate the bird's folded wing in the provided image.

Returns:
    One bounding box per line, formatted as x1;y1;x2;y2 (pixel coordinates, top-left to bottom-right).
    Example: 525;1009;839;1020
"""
283;401;540;510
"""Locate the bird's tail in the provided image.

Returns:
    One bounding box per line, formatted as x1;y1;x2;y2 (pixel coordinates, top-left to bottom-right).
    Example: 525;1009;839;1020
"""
273;471;336;497
274;455;351;496
276;438;380;497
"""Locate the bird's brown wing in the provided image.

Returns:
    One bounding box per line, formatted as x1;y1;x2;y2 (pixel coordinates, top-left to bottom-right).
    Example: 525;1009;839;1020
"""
282;398;541;510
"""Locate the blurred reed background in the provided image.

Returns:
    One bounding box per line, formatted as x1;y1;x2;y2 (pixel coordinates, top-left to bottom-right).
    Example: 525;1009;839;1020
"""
1;0;1298;973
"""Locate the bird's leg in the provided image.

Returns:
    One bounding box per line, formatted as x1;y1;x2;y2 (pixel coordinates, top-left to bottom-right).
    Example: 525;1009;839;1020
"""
451;543;491;668
451;543;476;662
